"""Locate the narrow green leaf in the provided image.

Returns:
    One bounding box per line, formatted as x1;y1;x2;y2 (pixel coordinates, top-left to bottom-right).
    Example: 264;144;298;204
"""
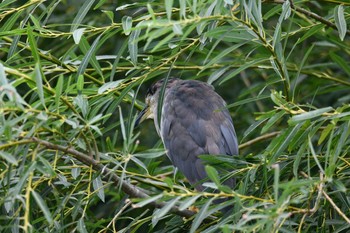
93;175;105;202
292;43;314;100
308;136;325;174
131;156;148;173
27;24;40;63
281;0;291;20
333;180;347;193
205;25;258;43
330;52;350;77
270;56;282;79
147;3;156;20
290;107;333;123
150;32;175;53
179;0;186;18
77;74;84;93
243;118;268;139
219;58;269;85
135;194;163;208
76;34;102;78
1;10;21;32
122;16;132;35
134;149;166;159
163;177;174;189
29;14;41;29
94;0;108;9
70;0;96;32
13;162;37;195
74;95;89;117
32;190;53;224
0;151;18;165
261;110;285;133
226;95;270;109
119;106;126;141
272;163;280;201
0;63;8;85
33;63;46;108
115;3;137;11
38;155;55;176
55;75;63;112
78;218;88;233
192;0;197;14
72;167;81;179
152;196;181;222
293;142;307;177
90;125;102;136
318;123;335;145
88;113;105;125
205;0;217;17
333;121;350;166
205;165;220;186
190;198;214;233
334;5;347;41
128;28;141;64
98;80;124;94
178;195;201;211
270;123;302;164
172;23;183;35
270;90;288;107
102;10;114;22
73;28;86;44
202;41;248;71
297;24;324;45
111;40;128;81
207;67;230;85
144;27;172;51
165;0;173;20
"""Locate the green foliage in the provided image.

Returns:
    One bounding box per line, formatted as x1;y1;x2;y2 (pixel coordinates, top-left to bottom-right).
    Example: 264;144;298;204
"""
1;0;350;232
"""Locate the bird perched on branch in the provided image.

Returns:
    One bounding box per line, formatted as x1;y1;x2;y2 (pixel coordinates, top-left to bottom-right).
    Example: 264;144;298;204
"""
136;78;238;191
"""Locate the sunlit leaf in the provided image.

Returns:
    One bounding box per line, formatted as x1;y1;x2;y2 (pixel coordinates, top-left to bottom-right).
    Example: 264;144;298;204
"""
0;151;18;165
165;0;173;20
122;16;132;35
289;107;333;124
93;175;105;202
334;5;347;41
70;0;96;32
73;28;86;44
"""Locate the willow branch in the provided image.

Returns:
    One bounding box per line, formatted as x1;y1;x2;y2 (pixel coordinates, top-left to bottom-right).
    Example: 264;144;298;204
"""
31;137;195;218
239;131;280;149
272;0;350;36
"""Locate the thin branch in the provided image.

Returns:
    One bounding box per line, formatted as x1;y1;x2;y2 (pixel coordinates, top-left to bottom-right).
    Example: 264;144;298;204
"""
239;131;280;149
31;137;196;218
322;186;350;224
299;171;350;224
273;0;350;36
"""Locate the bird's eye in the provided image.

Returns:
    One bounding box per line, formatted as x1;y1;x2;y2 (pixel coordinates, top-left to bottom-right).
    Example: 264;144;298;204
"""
147;84;158;96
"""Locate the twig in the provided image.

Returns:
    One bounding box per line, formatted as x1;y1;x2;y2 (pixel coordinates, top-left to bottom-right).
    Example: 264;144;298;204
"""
274;0;350;37
322;187;350;224
239;131;280;149
31;137;195;218
299;171;350;224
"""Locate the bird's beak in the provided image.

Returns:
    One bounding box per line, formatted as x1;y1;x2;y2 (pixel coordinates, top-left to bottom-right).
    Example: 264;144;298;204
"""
135;105;151;127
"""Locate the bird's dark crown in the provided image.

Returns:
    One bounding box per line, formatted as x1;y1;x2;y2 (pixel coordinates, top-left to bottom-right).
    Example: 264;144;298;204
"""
146;78;180;96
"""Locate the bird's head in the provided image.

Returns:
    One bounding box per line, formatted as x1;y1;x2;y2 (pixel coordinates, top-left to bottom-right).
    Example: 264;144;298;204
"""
135;78;181;126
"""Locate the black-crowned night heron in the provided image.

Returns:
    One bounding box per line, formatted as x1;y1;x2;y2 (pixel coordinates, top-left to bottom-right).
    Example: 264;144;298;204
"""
136;78;238;191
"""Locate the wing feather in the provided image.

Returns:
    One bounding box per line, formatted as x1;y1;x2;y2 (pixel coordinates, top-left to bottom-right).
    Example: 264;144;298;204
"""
160;80;238;190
